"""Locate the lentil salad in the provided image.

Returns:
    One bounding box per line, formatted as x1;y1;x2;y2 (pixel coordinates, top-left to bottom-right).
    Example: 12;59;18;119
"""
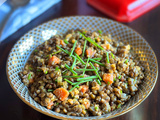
19;29;145;117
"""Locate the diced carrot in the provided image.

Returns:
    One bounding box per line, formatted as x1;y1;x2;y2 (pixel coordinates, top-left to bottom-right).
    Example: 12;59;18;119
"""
48;56;60;65
47;101;53;109
60;40;65;46
29;79;34;84
102;73;113;85
80;85;88;93
101;44;110;50
75;47;82;55
53;88;69;101
86;49;95;58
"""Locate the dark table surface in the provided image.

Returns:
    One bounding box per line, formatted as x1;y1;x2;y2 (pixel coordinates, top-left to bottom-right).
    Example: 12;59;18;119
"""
0;0;160;120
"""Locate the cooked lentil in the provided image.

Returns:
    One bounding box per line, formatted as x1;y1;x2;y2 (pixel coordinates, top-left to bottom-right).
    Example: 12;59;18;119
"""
19;29;145;116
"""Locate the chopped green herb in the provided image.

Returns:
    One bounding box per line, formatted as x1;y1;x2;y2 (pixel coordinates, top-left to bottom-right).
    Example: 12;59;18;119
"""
96;79;101;85
34;49;38;52
118;75;121;79
106;52;110;63
29;67;33;70
76;61;80;65
110;52;114;59
134;79;136;82
83;57;90;75
63;75;84;78
55;79;57;82
95;106;99;110
64;78;73;85
92;58;102;61
79;32;104;50
89;58;105;66
69;84;79;92
77;76;98;81
62;69;68;75
45;71;48;74
126;83;128;85
117;104;121;109
64;39;69;44
89;62;102;81
77;86;80;88
48;89;53;92
74;53;85;65
56;45;70;55
98;30;102;34
65;64;77;75
70;40;77;57
76;69;96;71
125;59;129;64
82;40;87;57
79;33;82;39
55;66;60;71
71;56;77;69
82;31;86;35
46;55;50;57
28;73;31;80
114;78;116;81
107;81;110;85
51;50;62;56
56;103;59;105
69;79;92;92
120;90;122;94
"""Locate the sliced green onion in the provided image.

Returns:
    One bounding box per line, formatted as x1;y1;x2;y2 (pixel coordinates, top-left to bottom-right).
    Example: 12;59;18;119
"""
71;56;77;69
125;59;129;64
28;73;31;80
64;39;69;44
34;49;38;52
65;64;77;75
117;104;121;109
77;75;98;81
110;52;114;59
83;57;90;75
79;32;104;50
120;90;122;94
29;67;33;70
114;78;116;81
63;75;84;78
51;50;62;56
76;69;96;71
74;53;85;65
56;45;70;55
48;89;53;92
64;78;73;85
89;62;102;81
96;79;101;85
56;103;59;105
55;79;57;82
82;40;87;57
118;75;121;79
70;40;77;57
92;58;102;61
106;52;110;63
89;58;105;66
62;69;68;75
45;71;48;74
98;30;102;34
